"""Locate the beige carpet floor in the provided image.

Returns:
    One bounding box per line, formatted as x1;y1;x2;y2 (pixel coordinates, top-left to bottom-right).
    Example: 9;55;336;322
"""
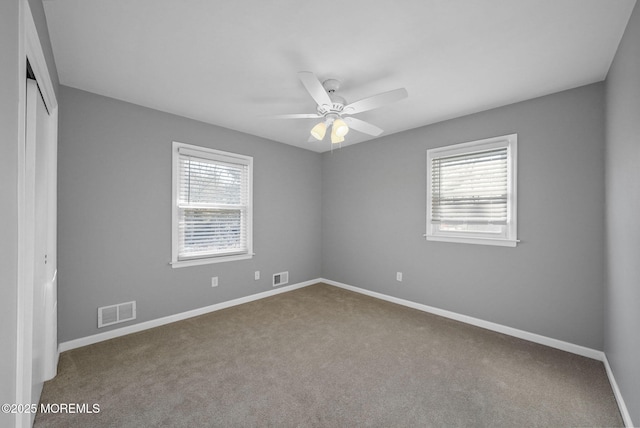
35;283;622;427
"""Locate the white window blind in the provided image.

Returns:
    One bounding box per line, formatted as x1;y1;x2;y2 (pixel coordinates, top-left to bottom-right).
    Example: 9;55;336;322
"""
173;143;253;266
426;134;517;247
431;147;508;225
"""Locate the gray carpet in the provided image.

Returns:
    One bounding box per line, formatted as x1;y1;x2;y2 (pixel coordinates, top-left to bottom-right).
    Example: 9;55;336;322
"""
35;283;623;427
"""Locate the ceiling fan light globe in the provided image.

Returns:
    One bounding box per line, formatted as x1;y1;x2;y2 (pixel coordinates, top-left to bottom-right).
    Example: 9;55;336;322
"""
333;118;349;137
330;125;345;144
310;122;327;140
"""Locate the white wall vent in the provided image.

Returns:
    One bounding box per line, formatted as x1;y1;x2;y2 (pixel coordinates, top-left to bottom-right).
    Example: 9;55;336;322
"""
272;271;289;287
98;301;136;328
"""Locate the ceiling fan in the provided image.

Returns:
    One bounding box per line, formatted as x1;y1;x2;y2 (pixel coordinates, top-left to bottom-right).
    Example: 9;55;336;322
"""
274;72;408;144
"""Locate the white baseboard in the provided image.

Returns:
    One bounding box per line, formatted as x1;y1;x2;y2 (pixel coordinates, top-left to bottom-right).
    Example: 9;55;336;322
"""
58;279;318;353
603;355;634;427
321;278;605;361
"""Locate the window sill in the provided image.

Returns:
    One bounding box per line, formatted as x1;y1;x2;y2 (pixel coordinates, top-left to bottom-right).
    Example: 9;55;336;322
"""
426;235;518;247
170;253;253;268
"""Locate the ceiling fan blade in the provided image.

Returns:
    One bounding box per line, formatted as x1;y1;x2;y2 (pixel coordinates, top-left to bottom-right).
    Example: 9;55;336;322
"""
343;117;384;136
272;113;322;119
343;88;408;115
298;71;333;107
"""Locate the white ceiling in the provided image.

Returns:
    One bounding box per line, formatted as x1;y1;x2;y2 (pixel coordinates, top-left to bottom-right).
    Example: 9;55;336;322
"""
43;0;635;153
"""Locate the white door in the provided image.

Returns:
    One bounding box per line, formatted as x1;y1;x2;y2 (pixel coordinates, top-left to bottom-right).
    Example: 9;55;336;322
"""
19;77;58;428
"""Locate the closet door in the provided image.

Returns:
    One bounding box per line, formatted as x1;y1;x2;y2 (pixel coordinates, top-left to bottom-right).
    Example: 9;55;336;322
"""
23;77;57;426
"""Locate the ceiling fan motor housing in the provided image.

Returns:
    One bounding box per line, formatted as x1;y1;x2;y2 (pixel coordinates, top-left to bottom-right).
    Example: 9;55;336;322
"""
317;79;346;116
317;99;345;116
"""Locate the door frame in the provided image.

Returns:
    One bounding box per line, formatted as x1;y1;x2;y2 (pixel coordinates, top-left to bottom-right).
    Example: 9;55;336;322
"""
16;1;58;427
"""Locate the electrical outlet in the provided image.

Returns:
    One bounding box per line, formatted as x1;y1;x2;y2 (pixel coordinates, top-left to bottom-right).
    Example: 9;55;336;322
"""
255;271;260;280
396;272;403;282
211;276;218;287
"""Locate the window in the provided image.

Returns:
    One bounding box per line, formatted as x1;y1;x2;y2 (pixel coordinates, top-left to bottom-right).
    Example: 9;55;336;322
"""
172;142;253;267
426;134;517;247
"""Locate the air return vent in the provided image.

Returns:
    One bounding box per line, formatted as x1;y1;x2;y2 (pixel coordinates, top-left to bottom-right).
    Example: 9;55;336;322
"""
98;301;136;328
272;271;289;287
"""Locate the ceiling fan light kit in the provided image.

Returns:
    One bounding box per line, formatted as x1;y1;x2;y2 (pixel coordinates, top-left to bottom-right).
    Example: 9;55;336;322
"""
274;72;408;146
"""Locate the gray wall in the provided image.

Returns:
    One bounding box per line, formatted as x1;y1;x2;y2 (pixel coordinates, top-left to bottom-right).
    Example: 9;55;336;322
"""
605;1;640;424
322;83;606;350
0;2;20;426
57;86;322;342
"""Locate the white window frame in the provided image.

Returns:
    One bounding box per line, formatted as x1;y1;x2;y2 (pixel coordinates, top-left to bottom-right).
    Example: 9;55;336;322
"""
171;141;253;267
426;134;518;247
